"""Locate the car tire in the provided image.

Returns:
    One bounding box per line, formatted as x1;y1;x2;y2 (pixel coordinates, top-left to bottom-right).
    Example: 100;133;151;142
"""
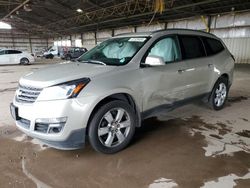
66;55;71;60
209;77;229;110
20;58;29;65
49;54;54;59
88;100;136;154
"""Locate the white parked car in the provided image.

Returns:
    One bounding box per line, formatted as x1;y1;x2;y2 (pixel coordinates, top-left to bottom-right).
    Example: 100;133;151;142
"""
0;49;34;65
11;29;234;154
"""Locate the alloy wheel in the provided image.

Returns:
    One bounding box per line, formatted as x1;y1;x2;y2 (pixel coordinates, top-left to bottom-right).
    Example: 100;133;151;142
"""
98;108;131;148
214;82;227;107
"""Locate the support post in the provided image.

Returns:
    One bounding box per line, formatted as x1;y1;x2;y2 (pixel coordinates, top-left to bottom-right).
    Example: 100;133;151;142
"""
28;35;33;53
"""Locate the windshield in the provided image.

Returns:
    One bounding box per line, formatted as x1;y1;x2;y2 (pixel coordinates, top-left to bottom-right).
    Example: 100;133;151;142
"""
78;37;148;66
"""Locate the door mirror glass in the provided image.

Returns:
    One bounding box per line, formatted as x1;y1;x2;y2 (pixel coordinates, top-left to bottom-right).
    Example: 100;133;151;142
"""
145;55;165;66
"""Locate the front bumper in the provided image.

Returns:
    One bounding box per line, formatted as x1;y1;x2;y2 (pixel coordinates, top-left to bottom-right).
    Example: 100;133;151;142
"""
11;97;94;150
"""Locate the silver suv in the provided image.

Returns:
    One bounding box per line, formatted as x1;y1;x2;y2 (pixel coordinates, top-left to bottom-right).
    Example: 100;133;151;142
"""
10;29;234;154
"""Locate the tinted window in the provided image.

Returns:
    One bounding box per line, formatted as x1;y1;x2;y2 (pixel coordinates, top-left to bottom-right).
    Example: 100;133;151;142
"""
7;50;22;54
0;50;5;55
202;37;224;56
147;36;181;63
15;50;22;54
179;35;205;59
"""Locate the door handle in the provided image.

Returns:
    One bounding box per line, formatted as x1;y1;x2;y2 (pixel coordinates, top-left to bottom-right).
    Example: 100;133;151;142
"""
177;69;185;73
208;64;213;68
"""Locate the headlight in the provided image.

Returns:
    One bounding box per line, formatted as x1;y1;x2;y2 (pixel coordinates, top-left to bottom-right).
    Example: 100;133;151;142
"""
37;78;90;101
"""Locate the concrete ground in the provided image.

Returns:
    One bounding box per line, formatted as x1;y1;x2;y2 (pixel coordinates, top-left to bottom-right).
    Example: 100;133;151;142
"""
0;59;249;188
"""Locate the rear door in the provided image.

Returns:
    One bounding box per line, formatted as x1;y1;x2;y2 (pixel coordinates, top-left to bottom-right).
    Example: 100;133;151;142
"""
0;50;10;64
140;35;191;112
201;37;226;89
7;50;22;64
178;35;211;97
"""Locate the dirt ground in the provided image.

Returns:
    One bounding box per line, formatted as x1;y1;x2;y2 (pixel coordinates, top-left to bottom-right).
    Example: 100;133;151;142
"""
0;59;249;188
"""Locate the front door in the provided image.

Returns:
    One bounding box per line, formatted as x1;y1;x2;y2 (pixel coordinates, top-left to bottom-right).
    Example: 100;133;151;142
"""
140;36;191;112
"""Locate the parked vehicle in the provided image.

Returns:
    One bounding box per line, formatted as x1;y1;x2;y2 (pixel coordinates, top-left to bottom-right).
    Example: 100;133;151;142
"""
11;29;234;154
43;46;60;59
0;49;34;65
61;47;88;60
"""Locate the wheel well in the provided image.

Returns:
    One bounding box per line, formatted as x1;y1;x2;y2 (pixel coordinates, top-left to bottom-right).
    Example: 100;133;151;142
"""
86;93;140;135
208;73;230;102
221;73;229;80
20;57;28;61
20;57;29;64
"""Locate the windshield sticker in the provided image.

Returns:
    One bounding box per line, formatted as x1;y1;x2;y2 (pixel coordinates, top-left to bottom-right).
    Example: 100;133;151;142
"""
120;58;125;63
128;38;146;42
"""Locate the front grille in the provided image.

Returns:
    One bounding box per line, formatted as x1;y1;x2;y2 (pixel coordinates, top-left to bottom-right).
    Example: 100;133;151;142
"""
17;118;30;129
16;85;42;103
35;123;49;133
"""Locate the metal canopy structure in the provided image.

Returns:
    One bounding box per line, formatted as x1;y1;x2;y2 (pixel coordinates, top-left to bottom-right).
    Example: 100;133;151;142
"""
1;0;250;37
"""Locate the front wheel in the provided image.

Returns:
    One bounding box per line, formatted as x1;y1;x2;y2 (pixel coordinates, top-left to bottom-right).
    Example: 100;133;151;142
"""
88;100;136;154
209;77;229;110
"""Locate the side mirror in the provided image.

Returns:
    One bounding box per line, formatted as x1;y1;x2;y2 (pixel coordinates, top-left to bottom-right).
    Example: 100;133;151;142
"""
145;55;165;66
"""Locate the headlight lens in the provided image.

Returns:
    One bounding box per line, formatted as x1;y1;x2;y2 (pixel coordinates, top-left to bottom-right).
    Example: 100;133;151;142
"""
37;78;90;101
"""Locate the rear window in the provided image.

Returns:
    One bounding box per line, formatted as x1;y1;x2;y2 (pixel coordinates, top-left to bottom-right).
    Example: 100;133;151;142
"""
202;37;224;56
179;35;205;60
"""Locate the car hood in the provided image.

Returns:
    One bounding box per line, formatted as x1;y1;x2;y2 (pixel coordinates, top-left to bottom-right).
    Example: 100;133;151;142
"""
19;61;117;88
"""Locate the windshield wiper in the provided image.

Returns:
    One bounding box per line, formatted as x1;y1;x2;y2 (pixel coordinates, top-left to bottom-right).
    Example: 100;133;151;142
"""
79;59;106;66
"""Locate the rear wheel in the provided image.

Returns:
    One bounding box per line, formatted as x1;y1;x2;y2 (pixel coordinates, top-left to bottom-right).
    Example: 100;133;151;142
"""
209;77;229;110
65;55;71;60
20;58;29;65
88;100;136;154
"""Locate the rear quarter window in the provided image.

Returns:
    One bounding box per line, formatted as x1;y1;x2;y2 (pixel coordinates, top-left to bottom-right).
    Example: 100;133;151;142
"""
178;35;206;60
202;37;224;56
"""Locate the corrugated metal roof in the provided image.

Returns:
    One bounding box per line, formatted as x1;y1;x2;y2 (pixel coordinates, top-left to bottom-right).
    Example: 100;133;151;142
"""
1;0;250;36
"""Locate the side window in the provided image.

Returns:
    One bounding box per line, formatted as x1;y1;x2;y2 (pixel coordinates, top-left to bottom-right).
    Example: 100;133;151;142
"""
179;35;205;60
6;50;21;54
6;50;12;54
202;37;224;56
14;50;22;54
0;50;5;55
147;36;181;63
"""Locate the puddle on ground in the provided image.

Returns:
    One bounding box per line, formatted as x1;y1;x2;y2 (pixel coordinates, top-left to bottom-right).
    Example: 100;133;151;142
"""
149;178;178;188
0;87;17;93
201;169;250;188
236;130;250;138
0;116;249;188
228;96;248;103
241;118;249;122
188;116;250;157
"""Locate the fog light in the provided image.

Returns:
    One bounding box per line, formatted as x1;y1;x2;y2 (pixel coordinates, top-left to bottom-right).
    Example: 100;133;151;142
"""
35;117;67;134
48;123;65;133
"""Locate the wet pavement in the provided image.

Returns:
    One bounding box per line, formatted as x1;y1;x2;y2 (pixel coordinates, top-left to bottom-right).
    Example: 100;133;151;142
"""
0;60;249;188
